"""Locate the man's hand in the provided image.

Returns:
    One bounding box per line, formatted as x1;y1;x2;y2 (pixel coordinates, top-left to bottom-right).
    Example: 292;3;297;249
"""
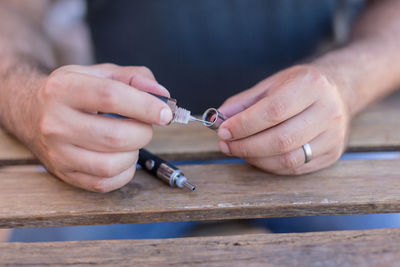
28;64;172;192
217;65;350;175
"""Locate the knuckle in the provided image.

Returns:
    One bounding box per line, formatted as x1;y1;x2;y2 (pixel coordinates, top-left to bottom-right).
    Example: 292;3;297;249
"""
42;74;63;100
330;146;344;162
103;129;126;149
42;69;78;101
136;66;153;77
140;126;154;147
130;151;139;166
46;149;60;166
57;65;80;72
305;65;326;84
120;166;137;183
39;115;59;137
98;63;117;69
276;134;294;153
332;150;342;162
289;168;305;176
98;158;119;177
279;152;299;169
325;101;344;122
235;113;252;138
98;83;117;110
92;180;111;193
231;141;250;157
267;99;286;122
144;100;157;117
277;166;303;176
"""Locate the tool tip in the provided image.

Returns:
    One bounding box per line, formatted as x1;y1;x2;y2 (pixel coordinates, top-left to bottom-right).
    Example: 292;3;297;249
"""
189;116;212;126
183;181;196;191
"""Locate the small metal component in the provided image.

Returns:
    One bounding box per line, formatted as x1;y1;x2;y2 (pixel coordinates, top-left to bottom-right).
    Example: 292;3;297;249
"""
182;181;196;191
138;149;197;192
145;159;155;170
202;108;228;130
189;116;212;125
104;92;208;126
156;163;196;191
172;107;191;124
172;107;212;125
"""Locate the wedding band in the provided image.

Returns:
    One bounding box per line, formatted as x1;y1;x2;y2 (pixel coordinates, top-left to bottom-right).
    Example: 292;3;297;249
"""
302;143;312;164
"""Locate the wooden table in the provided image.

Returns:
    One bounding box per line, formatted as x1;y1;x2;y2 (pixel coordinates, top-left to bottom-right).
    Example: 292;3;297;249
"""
1;92;400;266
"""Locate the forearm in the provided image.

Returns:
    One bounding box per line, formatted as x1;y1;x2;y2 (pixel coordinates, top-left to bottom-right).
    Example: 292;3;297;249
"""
0;1;55;143
313;0;400;116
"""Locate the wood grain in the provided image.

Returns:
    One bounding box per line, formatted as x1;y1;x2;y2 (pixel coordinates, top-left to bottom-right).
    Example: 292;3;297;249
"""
1;228;400;266
1;92;400;164
1;159;400;228
0;130;36;166
348;91;400;152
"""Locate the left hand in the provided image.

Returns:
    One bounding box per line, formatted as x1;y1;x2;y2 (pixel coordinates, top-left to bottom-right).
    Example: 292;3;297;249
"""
217;65;351;175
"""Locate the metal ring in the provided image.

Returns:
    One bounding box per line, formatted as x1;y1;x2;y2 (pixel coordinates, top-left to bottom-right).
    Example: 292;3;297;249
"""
201;108;227;130
302;143;313;164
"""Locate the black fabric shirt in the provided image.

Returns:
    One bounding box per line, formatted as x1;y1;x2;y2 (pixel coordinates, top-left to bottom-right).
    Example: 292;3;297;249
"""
86;0;336;113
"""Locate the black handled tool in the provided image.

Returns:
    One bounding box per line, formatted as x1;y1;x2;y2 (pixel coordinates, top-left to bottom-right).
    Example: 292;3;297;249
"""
138;149;196;191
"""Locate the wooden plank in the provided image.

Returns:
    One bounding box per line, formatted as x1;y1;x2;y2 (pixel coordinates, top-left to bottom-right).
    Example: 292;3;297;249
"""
0;129;36;166
1;228;400;266
348;91;400;152
1;92;400;163
1;159;400;228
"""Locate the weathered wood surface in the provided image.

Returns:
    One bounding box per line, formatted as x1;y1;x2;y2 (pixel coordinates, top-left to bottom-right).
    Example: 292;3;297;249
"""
1;92;400;163
1;228;400;266
0;130;35;166
348;91;400;152
1;158;400;228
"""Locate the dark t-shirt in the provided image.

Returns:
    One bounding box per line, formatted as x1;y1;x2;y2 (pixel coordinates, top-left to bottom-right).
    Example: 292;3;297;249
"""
86;0;336;113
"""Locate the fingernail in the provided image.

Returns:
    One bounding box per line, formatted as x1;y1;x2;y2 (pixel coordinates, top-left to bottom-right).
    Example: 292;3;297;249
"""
160;107;173;125
219;141;231;154
218;127;232;140
159;85;170;95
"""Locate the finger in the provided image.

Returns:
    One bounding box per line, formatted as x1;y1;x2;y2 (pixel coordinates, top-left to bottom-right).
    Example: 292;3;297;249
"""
244;130;336;172
218;87;266;118
54;144;138;178
49;107;153;152
88;64;157;80
220;103;329;158
59;164;137;193
269;154;337;176
79;64;170;97
52;71;173;125
107;66;170;97
218;73;280;117
218;80;318;141
61;64;157;84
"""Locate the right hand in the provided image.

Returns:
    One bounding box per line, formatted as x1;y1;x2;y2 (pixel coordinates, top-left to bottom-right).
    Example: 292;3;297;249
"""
28;64;172;192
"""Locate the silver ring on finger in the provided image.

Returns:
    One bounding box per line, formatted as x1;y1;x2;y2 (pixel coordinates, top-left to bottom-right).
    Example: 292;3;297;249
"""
302;143;313;164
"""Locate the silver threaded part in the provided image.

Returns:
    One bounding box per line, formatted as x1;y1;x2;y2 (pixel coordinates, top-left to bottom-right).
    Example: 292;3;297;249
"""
173;107;191;124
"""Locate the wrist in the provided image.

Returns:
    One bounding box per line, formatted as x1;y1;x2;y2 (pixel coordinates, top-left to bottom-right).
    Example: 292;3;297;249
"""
0;64;47;148
310;50;362;117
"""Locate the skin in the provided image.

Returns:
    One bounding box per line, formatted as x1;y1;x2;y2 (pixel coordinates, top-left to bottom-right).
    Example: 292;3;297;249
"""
217;0;400;175
0;0;400;192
